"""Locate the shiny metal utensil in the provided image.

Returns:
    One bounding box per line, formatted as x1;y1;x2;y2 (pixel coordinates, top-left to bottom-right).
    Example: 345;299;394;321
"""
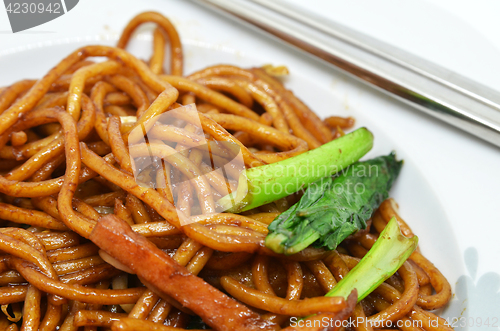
190;0;500;147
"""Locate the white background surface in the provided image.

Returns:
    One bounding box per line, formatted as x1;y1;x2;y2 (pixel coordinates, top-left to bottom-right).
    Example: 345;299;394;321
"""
1;0;499;322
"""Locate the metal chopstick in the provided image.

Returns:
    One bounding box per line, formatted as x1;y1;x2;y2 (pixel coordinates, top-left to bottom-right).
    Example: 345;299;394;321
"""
190;0;500;147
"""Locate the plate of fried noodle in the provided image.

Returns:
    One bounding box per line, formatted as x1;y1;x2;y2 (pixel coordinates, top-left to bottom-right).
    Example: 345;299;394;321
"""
0;6;468;331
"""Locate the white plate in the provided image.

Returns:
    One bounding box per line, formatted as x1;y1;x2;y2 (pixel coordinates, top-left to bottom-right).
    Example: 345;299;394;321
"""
0;36;467;323
1;0;499;328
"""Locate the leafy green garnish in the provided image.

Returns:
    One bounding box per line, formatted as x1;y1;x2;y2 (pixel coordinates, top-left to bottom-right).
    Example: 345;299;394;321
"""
218;128;374;213
265;153;403;255
326;217;418;301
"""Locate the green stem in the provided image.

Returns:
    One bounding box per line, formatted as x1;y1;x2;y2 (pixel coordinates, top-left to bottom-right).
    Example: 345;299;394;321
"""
325;217;418;301
218;127;374;213
265;228;320;255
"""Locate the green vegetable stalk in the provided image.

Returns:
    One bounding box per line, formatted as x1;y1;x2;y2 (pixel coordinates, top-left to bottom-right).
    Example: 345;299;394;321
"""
265;153;403;255
325;217;418;301
218;127;374;213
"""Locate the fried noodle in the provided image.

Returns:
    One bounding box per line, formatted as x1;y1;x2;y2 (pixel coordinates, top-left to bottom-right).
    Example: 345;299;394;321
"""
0;12;452;331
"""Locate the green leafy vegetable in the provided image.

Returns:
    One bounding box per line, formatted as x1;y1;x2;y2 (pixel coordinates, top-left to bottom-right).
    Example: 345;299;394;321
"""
218;127;374;213
326;217;418;301
265;153;403;255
